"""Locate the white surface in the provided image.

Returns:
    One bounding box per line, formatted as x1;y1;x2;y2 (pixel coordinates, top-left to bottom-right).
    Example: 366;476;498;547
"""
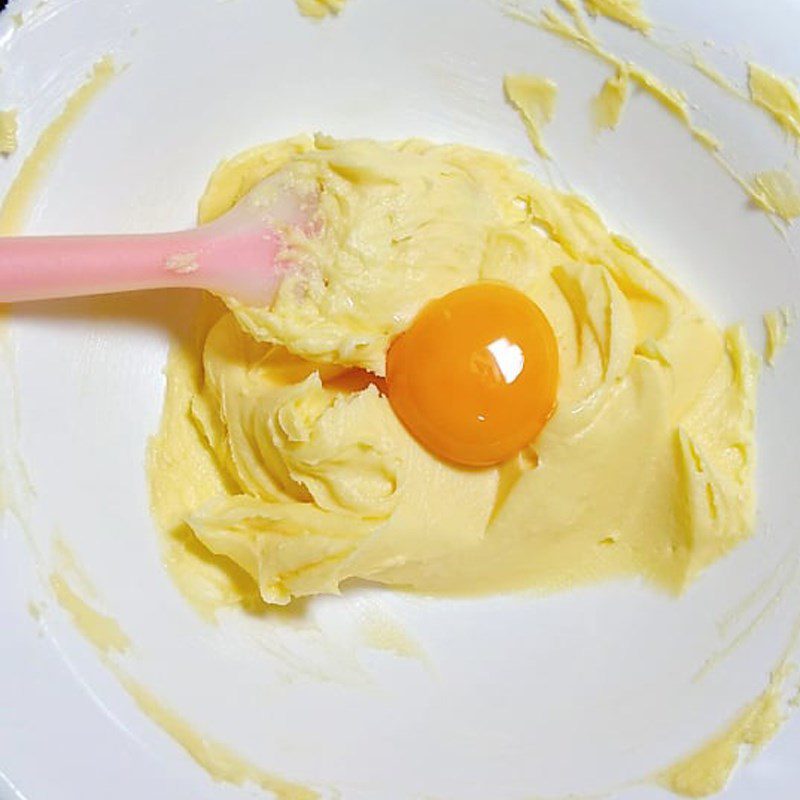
1;0;800;798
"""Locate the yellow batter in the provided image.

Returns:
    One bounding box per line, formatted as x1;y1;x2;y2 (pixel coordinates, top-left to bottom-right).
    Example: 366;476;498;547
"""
503;74;558;158
149;133;758;608
295;0;346;19
658;667;788;797
764;307;794;365
0;57;117;236
582;0;652;34
533;6;721;152
749;169;800;222
593;67;629;130
748;63;800;142
0;110;18;155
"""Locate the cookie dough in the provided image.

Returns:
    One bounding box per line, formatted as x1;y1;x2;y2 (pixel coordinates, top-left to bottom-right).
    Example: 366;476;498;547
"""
149;134;758;607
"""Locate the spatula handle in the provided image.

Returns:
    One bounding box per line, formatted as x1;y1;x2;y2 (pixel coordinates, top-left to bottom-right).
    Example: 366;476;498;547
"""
0;224;283;304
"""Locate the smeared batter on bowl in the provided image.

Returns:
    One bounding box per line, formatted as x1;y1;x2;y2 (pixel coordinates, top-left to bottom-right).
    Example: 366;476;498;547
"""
0;56;116;236
149;133;758;607
522;2;800;227
295;0;346;19
503;74;558;158
0;110;18;155
582;0;652;34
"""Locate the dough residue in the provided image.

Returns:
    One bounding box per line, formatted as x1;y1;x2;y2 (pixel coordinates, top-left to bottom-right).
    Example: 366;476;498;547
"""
165;252;200;274
658;670;788;797
503;74;558;158
534;7;720;150
507;4;800;220
117;672;317;800
689;53;746;100
748;63;800;142
593;67;629;130
550;4;800;157
748;169;800;222
0;110;19;155
582;0;652;34
0;56;116;235
49;573;131;655
149;134;759;609
359;610;424;660
295;0;346;19
53;537;97;597
763;307;794;365
27;600;42;622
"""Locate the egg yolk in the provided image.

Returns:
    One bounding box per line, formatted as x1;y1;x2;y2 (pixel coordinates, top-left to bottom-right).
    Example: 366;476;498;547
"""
386;282;559;467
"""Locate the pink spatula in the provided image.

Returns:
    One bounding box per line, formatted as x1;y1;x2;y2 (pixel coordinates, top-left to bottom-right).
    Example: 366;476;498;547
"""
0;173;311;305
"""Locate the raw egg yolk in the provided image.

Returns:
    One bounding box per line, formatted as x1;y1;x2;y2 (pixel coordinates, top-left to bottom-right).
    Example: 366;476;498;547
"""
386;282;559;467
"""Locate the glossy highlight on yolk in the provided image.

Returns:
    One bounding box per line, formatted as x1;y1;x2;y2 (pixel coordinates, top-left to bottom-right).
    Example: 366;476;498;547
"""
386;282;559;467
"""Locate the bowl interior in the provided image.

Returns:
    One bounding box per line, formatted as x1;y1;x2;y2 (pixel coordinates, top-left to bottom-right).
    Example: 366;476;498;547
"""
2;1;800;798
